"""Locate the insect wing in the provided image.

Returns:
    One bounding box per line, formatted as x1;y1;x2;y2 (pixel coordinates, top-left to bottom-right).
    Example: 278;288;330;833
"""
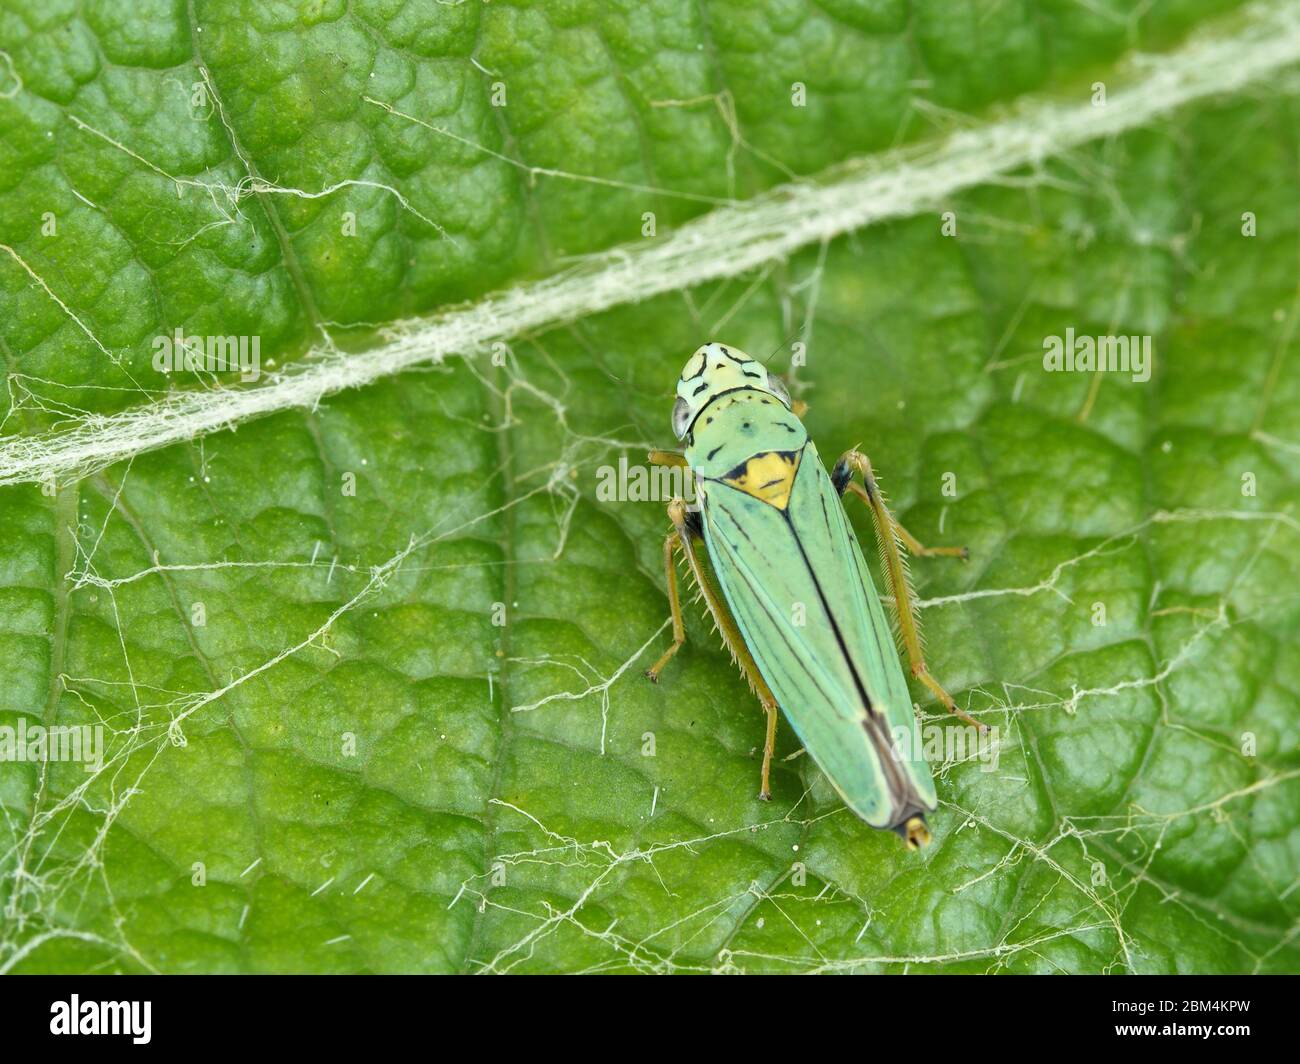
699;444;936;826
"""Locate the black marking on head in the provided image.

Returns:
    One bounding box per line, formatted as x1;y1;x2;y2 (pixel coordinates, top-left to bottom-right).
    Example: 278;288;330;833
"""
706;444;723;460
686;384;773;431
742;367;762;379
712;344;753;366
692;381;709;395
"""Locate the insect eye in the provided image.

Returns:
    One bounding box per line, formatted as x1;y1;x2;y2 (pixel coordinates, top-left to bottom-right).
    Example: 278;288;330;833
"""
767;374;791;408
671;395;693;439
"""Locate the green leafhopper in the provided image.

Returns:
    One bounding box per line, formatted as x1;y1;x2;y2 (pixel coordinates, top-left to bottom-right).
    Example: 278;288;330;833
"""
646;342;980;849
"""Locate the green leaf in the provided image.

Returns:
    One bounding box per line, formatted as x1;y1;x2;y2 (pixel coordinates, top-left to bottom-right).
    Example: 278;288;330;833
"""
1;0;1297;974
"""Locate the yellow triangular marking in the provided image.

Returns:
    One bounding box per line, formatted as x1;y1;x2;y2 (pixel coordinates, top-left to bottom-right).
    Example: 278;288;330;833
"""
722;450;801;510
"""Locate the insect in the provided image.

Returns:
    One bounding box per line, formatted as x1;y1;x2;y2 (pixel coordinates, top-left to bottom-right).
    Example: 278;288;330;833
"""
645;342;981;849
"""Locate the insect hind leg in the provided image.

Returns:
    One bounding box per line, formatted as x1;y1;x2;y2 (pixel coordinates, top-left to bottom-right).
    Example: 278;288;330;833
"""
835;449;985;732
832;451;967;559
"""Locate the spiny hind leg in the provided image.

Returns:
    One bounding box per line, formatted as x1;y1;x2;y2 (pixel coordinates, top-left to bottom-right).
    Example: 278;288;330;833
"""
758;695;778;801
646;496;782;799
833;449;984;732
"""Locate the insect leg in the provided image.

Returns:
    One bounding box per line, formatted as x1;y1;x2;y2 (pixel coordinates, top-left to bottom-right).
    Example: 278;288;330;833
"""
648;449;688;468
647;497;782;799
887;515;968;559
759;697;778;801
835;449;985;732
645;529;688;681
831;452;967;559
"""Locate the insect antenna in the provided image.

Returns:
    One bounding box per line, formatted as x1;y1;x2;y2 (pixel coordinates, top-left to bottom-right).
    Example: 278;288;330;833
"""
758;323;808;373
